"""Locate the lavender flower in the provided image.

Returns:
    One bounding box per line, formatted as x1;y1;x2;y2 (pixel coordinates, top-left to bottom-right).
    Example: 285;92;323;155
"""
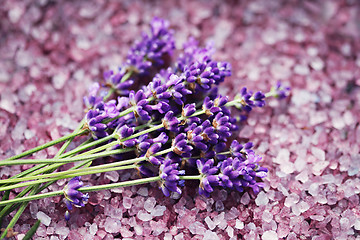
129;90;151;121
83;83;104;110
63;177;89;212
218;154;268;194
272;81;291;99
196;158;219;197
126;17;175;75
103;68;134;96
159;159;184;197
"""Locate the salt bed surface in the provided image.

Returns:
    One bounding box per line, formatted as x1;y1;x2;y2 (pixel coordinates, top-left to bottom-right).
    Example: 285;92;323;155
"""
1;0;360;239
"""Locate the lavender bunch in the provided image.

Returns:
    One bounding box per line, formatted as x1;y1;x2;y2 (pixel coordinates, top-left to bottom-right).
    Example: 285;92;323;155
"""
0;18;289;239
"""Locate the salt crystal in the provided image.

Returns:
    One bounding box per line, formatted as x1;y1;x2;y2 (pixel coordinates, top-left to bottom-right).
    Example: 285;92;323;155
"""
226;226;234;238
255;191;269;206
308;183;319;196
164;233;173;240
89;223;98;235
312;161;329;176
310;57;324;70
174;233;184;240
274;149;290;164
137;187;148;196
215;200;224;211
104;217;121;233
213;212;225;226
294;64;310;75
122;197;133;209
240;192;251;205
36;211;51;226
354;219;360;230
332;117;345;130
340;217;350;230
55;227;70;237
144;197;156;212
262;210;273;223
52;71;69;90
298;201;310;213
284;193;300;208
11;118;26;141
188;221;206;235
262;230;277;240
205;216;216;230
280;161;295;174
151;205;166;217
291;90;312;106
104;171;119;182
203;230;220;240
295;170;309;183
311;147;325;161
137;210;153;221
225;207;240;220
235;219;244;229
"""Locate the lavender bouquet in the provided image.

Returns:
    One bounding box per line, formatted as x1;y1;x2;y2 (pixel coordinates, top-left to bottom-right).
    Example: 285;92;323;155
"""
0;18;289;239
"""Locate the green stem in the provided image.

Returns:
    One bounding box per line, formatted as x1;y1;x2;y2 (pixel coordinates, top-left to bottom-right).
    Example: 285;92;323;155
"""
0;148;172;190
4;129;88;161
0;147;134;167
0;176;161;207
180;175;201;180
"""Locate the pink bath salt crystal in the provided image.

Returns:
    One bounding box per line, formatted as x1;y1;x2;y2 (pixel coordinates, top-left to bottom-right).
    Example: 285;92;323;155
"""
68;230;83;240
262;230;277;240
277;223;290;238
312;161;329;176
284;193;300;208
119;226;133;238
104;217;121;233
122;196;133;209
205;216;216;230
137;210;152;222
311;146;325;161
144;197;156;213
261;210;273;223
104;171;119;182
188;221;206;235
255;191;269;206
195;196;207;211
274;149;290;164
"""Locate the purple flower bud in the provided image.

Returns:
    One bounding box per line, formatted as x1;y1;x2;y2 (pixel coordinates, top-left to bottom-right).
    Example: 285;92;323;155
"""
63;177;89;214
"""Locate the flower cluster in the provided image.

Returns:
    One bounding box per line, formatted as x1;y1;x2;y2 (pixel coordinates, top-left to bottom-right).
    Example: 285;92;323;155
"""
77;17;289;202
0;18;289;230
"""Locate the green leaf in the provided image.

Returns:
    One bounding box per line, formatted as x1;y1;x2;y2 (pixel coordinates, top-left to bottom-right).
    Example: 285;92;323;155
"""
22;220;41;240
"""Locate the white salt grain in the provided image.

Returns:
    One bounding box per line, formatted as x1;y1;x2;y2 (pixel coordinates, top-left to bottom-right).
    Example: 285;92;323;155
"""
284;193;300;207
262;210;273;223
205;216;216;230
203;230;220;240
255;191;269;206
144;197;156;212
104;171;119;182
150;205;166;217
311;147;325;161
240;192;251;205
226;226;234;238
262;230;277;240
137;210;153;221
122;197;133;209
137;187;148;196
89;223;98;235
36;211;51;226
213;212;225;226
235;219;244;229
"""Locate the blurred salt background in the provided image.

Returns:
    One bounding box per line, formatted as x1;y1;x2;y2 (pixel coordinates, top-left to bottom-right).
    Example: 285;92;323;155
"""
0;0;360;239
